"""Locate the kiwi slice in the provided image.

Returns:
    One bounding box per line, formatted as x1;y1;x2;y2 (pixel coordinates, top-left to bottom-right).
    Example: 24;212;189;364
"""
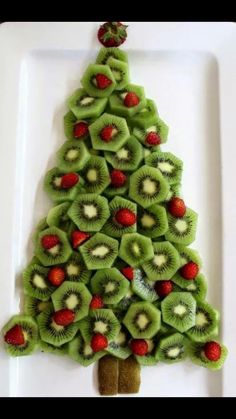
135;338;158;366
79;233;118;270
90;268;130;304
175;244;202;268
188;341;228;371
142;241;180;281
107;57;130;90
104;175;130;198
145;151;183;185
67;88;107;120
24;296;51;317
44;167;84;203
51;281;92;322
39;340;68;356
116;289;141;311
2;315;38;356
164;183;181;203
155;332;187;363
36;227;72;266
104;135;143;171
96;47;128;65
68;333;106;366
129;99;158;129
23;263;53;301
123;301;161;339
102;196;137;238
161;292;196;333
89;113;130;152
185;301;219;342
118;356;141;394
56;140;90;172
165;208;198;246
106;327;131;359
79;309;120;342
137;204;168;238
81;156;110;194
109;84;147;118
183;274;207;301
119;233;154;267
81;64;116;97
32;217;48;246
46;202;71;232
132;269;158;303
64;252;91;284
129;165;170;208
68;193;110;232
38;305;79;347
133;117;169;147
64;111;90;141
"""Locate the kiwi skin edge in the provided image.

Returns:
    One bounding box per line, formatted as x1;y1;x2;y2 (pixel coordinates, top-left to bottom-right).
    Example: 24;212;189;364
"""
98;355;119;396
118;356;141;394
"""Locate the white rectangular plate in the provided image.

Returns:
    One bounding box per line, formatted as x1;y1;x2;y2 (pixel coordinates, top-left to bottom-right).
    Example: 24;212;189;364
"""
0;22;236;397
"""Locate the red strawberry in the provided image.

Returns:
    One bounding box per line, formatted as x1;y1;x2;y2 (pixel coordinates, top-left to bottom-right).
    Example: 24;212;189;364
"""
73;121;88;139
100;125;116;142
154;280;173;298
145;132;161;146
130;339;148;356
168;197;186;217
48;267;65;287
61;172;79;189
4;325;25;346
110;169;127;188
121;266;134;281
95;73;112;89
53;309;75;326
97;21;128;48
124;92;139;108
91;333;108;352
90;295;104;309
115;208;137;227
204;341;221;361
180;262;199;280
41;234;60;250
71;230;90;249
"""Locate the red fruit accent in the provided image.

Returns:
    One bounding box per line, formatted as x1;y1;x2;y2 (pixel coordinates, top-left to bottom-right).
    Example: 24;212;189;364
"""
168;197;186;218
124;92;140;108
71;230;90;249
145;132;161;146
95;73;112;89
110;169;127;188
97;22;128;48
204;341;222;361
48;267;65;287
4;325;25;346
61;172;79;189
154;280;173;298
100;125;115;142
91;333;108;352
73;121;89;139
114;208;137;227
130;339;148;356
89;295;104;309
121;266;134;281
53;309;75;326
41;234;60;250
180;262;199;280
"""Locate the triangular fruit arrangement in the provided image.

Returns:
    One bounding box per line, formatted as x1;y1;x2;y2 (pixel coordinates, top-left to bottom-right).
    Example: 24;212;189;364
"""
2;22;227;396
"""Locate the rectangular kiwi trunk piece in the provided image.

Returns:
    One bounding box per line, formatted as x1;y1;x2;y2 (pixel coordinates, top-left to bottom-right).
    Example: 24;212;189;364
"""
118;356;141;394
98;355;119;396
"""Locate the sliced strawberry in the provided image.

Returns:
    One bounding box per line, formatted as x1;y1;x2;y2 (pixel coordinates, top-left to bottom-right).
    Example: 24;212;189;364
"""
61;172;79;189
95;73;112;89
154;280;173;298
41;234;60;250
53;309;75;326
180;262;199;280
130;339;148;356
97;22;128;48
71;230;90;249
4;325;25;346
145;132;161;146
204;341;221;361
121;266;134;281
124;92;139;107
100;125;117;142
73;121;89;139
90;295;104;309
91;333;108;352
168;197;186;217
115;208;137;227
110;169;127;188
48;267;65;287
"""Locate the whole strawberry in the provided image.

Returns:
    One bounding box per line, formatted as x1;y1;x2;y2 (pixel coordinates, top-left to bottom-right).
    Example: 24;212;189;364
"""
97;22;128;48
95;73;112;89
121;266;134;281
204;341;221;361
4;325;25;346
91;333;108;352
90;295;104;309
41;234;60;250
180;261;199;280
145;132;161;146
130;339;148;356
48;267;65;286
71;230;90;249
61;172;79;189
53;309;75;326
73;121;89;139
110;169;127;188
155;280;173;298
115;208;137;227
168;197;186;218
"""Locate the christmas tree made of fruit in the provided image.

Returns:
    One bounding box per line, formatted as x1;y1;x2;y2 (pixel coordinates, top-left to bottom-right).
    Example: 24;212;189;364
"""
2;22;227;395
